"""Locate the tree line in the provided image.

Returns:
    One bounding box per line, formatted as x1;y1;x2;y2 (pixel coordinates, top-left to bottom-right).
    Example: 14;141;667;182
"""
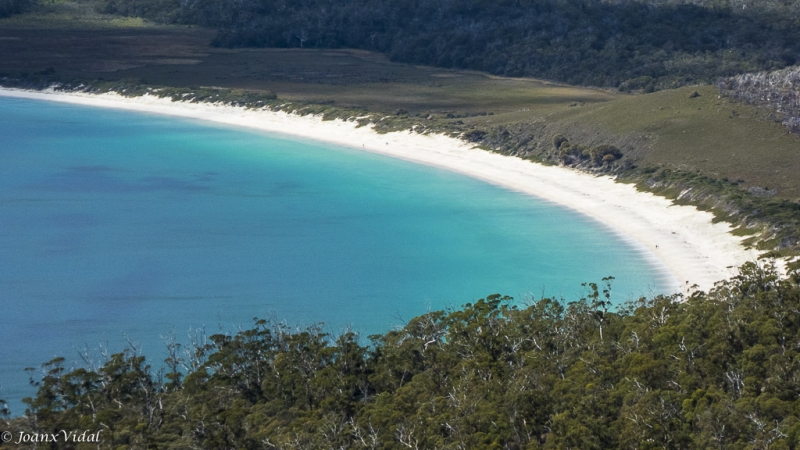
3;261;800;449
97;0;800;90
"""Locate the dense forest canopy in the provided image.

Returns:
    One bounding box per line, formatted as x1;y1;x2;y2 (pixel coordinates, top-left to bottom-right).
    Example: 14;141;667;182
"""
3;262;800;449
99;0;800;89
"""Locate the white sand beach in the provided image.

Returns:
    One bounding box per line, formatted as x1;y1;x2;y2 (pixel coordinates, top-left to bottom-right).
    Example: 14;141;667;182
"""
0;87;762;293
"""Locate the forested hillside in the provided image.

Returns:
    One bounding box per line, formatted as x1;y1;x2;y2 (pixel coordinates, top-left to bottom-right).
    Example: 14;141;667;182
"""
100;0;800;89
3;262;800;449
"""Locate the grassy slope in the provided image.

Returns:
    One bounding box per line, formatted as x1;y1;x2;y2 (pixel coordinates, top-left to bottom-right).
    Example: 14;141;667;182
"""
2;2;799;250
554;85;800;198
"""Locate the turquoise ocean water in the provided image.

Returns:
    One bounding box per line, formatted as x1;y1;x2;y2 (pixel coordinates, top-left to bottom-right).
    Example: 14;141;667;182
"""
0;96;672;414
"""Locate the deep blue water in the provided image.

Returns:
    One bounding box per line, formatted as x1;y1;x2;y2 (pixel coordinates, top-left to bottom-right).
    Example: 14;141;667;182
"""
0;96;672;414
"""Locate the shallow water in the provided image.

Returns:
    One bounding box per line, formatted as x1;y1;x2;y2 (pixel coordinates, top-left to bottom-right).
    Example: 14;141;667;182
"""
0;97;671;414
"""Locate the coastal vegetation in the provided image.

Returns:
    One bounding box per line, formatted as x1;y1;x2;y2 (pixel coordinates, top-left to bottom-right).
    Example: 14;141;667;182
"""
2;262;800;449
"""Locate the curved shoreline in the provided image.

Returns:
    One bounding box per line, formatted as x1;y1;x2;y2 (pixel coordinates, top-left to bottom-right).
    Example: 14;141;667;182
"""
0;87;760;293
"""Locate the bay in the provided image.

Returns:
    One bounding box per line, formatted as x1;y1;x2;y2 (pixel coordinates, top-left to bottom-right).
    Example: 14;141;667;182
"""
0;97;672;414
